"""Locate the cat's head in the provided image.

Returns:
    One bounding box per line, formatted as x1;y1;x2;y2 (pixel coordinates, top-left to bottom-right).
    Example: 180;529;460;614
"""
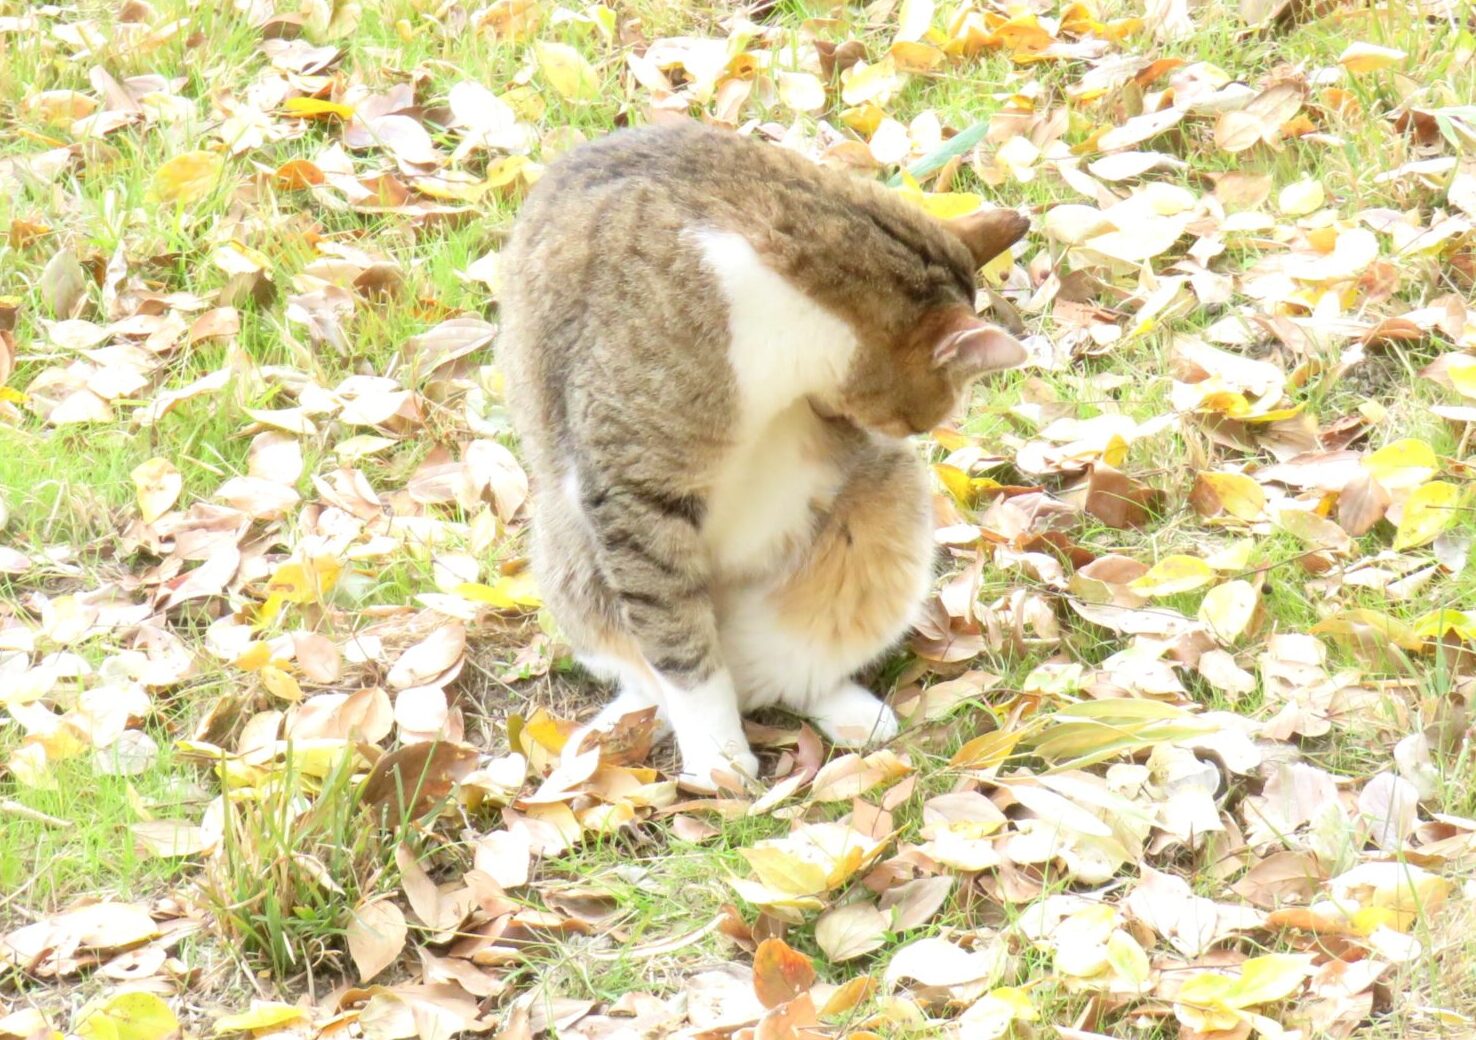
831;208;1030;439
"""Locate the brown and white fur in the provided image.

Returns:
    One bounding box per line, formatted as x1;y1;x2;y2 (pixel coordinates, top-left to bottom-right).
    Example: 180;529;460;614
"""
497;122;1028;789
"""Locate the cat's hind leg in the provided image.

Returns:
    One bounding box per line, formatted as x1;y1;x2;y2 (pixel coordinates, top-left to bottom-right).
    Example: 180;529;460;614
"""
527;484;673;758
720;441;933;747
574;469;758;789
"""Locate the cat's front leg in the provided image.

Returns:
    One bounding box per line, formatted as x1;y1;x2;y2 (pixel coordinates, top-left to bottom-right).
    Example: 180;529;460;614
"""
581;475;759;791
658;670;759;790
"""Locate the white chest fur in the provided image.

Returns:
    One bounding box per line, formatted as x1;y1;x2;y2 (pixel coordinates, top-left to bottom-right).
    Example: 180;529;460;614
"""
690;228;859;578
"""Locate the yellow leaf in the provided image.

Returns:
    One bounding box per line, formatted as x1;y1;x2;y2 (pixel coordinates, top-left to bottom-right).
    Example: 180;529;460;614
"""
260;665;303;703
951;726;1030;770
522;707;570;754
281;97;355;119
726;876;826;922
840;102;885;136
933;462;974;504
1363;438;1436;490
1310;608;1422;651
1447;355;1476;399
840;57;906;107
1273;507;1352;552
1412;608;1476;641
1338;42;1407;74
1277;178;1325;216
920;192;986;220
1224;953;1315;1006
1174;972;1242;1033
213;1004;307;1034
75;992;179;1040
131;457;182;524
0;1011;58;1040
485;154;538;189
1194;471;1266;521
456;572;541;610
1394;481;1459;550
153;151;224;205
231;642;273;671
1198;580;1259;643
740;846;829;896
1206;538;1255;571
254;592;287;628
266;556;343;604
1106;929;1151;989
533;41;600;100
888;40;946;72
1128;555;1216;597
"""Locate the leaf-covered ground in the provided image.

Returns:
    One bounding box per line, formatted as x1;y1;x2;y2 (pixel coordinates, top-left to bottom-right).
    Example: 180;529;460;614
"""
4;1;1476;1038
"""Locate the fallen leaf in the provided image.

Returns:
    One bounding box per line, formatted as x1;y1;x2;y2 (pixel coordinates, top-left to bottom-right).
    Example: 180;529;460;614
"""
153;151;224;205
75;992;179;1040
535;42;600;101
1394;482;1459;550
1129;555;1216;596
347;898;408;983
131;458;182;523
815;903;889;962
752;937;816;1008
1339;42;1407;74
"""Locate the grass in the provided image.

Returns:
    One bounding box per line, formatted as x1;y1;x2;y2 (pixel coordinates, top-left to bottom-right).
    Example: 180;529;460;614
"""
0;735;191;914
3;0;1476;1033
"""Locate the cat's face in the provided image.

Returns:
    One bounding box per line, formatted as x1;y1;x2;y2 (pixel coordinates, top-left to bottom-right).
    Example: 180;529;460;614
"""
833;208;1029;438
836;305;1027;438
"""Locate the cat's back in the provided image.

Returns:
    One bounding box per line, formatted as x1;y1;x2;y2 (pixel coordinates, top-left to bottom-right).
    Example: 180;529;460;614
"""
498;125;766;467
514;122;797;224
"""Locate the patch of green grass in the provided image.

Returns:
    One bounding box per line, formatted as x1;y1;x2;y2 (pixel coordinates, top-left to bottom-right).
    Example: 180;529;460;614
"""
195;746;403;983
0;733;194;916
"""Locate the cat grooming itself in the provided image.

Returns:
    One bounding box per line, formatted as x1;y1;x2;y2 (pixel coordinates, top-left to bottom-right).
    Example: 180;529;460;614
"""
499;122;1028;789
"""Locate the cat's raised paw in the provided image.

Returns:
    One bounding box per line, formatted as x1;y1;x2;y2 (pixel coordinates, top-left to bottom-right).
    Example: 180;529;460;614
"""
812;682;899;747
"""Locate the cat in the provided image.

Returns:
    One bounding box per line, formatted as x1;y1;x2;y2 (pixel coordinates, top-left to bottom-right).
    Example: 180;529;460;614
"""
497;121;1028;790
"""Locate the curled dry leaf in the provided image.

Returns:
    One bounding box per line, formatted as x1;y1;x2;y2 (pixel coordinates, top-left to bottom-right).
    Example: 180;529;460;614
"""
387;624;467;690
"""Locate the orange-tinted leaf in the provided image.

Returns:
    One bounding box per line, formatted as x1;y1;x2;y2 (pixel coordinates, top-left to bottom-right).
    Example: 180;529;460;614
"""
752;937;816;1008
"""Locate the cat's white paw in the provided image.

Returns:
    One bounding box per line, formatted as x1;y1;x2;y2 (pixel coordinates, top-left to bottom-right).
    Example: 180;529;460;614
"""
811;682;899;747
678;748;761;793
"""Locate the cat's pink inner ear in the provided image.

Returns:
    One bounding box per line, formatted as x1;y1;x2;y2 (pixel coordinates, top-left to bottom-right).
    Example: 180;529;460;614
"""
934;320;1028;374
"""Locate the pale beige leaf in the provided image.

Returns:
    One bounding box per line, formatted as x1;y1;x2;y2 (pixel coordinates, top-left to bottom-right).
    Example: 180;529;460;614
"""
346;898;407;983
815;902;888;962
1198;580;1259;643
1277;178;1325;216
386;624;466;689
131;457;182;523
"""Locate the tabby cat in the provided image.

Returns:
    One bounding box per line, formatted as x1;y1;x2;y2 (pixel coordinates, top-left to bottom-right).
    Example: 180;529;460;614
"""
498;122;1028;789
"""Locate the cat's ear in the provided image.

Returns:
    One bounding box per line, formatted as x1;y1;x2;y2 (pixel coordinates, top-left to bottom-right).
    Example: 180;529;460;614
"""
933;317;1028;375
945;208;1030;268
